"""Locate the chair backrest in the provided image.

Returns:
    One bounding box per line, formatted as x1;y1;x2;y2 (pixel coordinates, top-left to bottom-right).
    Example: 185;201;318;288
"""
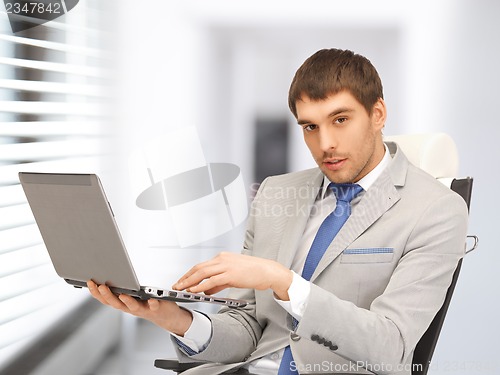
385;133;473;375
413;177;472;375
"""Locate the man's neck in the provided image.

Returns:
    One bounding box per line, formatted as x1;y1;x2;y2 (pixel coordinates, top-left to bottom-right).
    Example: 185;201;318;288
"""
355;143;391;191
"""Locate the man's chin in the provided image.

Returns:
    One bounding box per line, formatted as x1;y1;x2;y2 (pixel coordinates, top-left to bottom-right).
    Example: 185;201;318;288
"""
320;168;354;184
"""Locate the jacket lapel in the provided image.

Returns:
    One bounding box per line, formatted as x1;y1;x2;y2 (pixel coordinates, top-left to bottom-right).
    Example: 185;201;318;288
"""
276;170;324;268
310;142;408;281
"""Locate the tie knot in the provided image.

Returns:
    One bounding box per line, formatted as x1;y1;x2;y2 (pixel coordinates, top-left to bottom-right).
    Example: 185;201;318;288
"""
329;183;363;203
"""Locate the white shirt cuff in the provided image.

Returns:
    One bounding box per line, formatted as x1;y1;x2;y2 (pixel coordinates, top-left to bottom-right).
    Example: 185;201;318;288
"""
171;309;212;353
274;271;311;321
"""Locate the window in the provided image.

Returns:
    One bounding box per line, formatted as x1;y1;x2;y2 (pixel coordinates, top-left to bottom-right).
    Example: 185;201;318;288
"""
0;2;109;368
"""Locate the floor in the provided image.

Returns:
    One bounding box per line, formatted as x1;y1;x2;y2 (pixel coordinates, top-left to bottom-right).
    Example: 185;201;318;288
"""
92;316;177;375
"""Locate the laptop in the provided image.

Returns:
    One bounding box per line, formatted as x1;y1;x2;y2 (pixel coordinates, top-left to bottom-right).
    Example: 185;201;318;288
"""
18;172;247;308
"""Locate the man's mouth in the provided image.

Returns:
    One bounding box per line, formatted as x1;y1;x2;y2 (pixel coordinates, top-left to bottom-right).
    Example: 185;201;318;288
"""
323;158;347;171
324;157;346;164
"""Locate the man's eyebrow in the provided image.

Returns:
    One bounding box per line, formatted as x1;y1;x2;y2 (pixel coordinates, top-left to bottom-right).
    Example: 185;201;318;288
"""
297;119;310;125
327;107;353;118
297;107;353;125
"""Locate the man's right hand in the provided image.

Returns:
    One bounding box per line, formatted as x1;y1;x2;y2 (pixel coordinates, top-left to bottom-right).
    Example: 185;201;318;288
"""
87;280;193;336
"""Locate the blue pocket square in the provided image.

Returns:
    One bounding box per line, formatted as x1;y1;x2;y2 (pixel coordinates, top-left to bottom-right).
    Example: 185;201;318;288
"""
340;248;395;264
344;248;394;255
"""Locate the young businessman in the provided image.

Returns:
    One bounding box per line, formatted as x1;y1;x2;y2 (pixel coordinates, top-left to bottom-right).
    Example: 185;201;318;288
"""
88;49;468;374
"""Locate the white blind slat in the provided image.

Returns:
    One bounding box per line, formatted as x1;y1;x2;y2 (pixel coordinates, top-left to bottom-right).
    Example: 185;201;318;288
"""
0;121;103;136
0;337;32;367
0;79;105;97
0;224;42;255
0;57;104;77
0;139;102;161
0;264;58;302
0;282;71;326
0;204;34;230
0;244;50;278
0;184;26;207
0;33;103;58
0;101;103;115
0;291;86;350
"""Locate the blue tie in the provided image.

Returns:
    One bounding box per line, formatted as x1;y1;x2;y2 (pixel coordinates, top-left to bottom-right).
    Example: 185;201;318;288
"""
278;183;363;375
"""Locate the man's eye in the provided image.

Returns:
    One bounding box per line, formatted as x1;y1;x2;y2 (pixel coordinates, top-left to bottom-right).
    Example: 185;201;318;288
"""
303;124;317;131
335;117;347;124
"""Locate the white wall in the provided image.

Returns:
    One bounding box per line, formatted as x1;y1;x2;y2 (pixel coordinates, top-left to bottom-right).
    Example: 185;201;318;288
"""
111;0;499;373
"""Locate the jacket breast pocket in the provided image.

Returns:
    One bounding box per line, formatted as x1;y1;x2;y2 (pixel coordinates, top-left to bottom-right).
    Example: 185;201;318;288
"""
340;247;394;264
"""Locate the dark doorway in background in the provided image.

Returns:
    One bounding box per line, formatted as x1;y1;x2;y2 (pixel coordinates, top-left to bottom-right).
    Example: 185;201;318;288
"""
254;117;289;184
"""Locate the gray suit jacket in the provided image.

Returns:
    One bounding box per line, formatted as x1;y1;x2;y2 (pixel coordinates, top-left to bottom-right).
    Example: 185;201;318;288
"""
174;142;469;374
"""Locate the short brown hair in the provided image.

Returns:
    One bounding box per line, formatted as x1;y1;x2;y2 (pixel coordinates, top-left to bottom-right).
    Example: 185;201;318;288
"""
288;48;383;117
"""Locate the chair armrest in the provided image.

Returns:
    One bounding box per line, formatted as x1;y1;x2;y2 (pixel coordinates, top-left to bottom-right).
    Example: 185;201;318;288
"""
154;359;203;373
154;359;255;374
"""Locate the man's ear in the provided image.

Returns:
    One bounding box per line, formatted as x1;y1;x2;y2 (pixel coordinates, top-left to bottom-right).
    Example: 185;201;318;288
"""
371;98;387;131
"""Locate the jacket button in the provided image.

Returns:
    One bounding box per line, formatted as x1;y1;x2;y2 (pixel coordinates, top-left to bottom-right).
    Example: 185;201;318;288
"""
329;344;338;351
324;340;332;347
290;333;301;341
311;334;319;342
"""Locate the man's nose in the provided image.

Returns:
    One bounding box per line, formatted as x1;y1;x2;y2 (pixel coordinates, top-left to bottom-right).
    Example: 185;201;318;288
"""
319;126;338;152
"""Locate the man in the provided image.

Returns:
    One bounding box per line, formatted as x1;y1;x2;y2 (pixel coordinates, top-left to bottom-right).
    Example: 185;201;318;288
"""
89;48;468;374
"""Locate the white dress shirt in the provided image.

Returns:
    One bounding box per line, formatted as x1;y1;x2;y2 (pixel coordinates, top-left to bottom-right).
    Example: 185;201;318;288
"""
172;146;392;374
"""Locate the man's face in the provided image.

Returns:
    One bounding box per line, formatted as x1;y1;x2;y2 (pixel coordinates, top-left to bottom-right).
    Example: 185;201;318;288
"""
295;91;386;184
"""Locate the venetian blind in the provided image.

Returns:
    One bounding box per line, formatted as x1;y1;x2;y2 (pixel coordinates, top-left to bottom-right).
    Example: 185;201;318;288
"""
0;2;110;368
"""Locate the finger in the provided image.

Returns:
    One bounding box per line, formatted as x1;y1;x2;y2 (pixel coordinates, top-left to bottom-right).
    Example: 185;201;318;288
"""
148;298;160;312
174;264;226;291
199;284;229;295
175;252;233;285
87;280;110;305
118;294;146;315
186;273;228;294
98;284;129;312
174;259;218;288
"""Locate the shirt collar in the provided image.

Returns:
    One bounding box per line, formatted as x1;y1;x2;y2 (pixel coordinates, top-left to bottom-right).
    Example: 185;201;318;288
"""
320;144;392;199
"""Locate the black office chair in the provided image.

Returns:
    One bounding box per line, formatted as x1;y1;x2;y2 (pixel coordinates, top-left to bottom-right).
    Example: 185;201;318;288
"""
410;177;475;375
386;134;477;375
155;133;477;375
